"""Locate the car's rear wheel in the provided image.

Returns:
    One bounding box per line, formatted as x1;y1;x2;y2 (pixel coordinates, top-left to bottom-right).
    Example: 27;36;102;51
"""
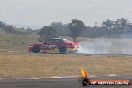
59;47;68;54
32;46;40;53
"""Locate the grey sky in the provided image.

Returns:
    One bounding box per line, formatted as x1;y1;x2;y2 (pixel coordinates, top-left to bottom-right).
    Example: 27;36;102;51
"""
0;0;132;29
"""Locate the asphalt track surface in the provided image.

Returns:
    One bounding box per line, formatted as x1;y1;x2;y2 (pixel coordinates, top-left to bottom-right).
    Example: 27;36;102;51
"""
0;76;131;88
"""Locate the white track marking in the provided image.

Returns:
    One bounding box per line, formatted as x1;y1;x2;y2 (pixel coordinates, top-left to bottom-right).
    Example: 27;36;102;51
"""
0;74;132;80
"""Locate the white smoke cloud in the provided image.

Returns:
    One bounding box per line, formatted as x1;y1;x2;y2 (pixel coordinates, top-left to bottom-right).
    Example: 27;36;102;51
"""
77;38;132;54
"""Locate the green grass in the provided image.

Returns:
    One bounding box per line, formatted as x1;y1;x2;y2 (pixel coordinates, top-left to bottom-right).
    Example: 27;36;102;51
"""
0;34;38;52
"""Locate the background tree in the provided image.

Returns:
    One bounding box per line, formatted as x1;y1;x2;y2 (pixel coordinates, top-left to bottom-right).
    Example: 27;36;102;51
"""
38;26;57;42
102;19;114;30
114;18;128;32
68;19;85;42
51;22;64;36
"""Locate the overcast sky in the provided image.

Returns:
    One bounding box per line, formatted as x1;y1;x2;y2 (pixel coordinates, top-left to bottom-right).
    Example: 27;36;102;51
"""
0;0;132;29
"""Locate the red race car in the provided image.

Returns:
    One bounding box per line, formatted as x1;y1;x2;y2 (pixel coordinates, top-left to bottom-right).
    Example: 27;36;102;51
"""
29;38;80;54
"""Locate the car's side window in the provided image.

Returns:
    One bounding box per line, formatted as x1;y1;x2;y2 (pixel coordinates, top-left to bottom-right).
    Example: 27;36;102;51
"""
46;39;64;43
57;39;63;43
46;39;53;43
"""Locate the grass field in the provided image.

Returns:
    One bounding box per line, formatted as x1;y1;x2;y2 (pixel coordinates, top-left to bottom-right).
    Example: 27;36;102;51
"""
0;34;38;52
0;34;132;78
0;54;132;78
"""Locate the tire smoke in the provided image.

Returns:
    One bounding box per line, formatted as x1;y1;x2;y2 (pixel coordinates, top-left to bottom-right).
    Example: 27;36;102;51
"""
77;38;132;54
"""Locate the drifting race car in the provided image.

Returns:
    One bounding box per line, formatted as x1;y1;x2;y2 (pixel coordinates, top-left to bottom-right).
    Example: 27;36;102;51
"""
29;38;80;54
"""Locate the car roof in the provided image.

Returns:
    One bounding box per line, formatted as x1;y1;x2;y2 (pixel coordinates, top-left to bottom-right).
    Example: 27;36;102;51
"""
50;38;63;40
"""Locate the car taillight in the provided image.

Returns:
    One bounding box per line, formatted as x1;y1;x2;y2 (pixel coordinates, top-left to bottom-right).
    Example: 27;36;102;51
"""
69;43;76;48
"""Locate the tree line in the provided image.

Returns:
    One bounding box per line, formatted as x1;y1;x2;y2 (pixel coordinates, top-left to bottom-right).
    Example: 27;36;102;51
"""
0;18;132;41
0;21;18;34
38;18;132;41
0;21;34;34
